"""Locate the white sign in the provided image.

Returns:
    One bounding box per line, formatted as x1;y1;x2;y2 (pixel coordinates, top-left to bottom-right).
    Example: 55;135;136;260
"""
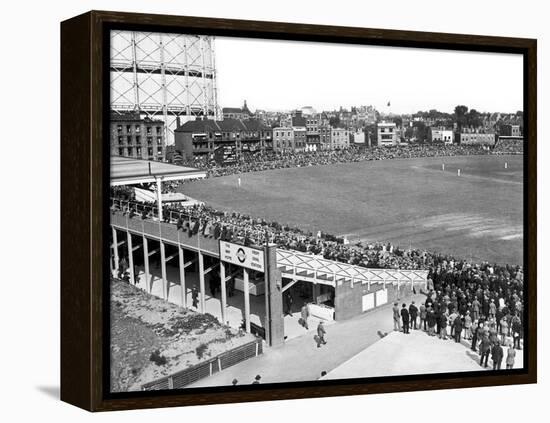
219;241;265;272
375;289;388;307
362;293;375;312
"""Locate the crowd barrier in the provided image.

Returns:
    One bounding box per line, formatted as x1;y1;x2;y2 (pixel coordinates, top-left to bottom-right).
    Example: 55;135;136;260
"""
141;337;263;390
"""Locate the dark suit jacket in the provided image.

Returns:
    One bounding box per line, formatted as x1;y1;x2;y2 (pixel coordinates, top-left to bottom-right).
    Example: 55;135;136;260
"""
491;345;504;361
401;308;410;323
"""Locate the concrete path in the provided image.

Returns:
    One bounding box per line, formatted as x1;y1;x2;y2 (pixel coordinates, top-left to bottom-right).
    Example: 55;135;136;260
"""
189;294;426;387
321;330;523;380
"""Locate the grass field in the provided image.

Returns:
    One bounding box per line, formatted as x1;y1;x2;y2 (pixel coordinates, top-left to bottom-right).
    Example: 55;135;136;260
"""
180;155;524;265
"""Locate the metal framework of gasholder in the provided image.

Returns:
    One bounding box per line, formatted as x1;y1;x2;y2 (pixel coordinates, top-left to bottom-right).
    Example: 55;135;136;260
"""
110;30;220;148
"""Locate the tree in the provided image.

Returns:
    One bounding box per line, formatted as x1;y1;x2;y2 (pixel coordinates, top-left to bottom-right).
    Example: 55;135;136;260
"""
329;116;341;127
413;121;429;144
454;105;469;132
467;109;482;128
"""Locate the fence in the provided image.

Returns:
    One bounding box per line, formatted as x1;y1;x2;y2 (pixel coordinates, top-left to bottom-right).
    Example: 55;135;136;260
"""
141;337;263;391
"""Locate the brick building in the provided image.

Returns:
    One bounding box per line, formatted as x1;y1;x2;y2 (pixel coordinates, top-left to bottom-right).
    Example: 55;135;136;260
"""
305;115;321;151
174;118;272;160
330;128;350;150
110;111;165;160
458;128;496;146
500;124;522;137
222;100;253;120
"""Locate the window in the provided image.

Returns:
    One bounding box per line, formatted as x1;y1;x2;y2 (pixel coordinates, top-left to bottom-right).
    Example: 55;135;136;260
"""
118;148;124;156
117;136;123;144
136;147;142;156
148;147;153;156
135;125;141;133
147;137;153;146
117;125;122;133
126;125;131;133
156;126;162;135
146;126;152;135
135;136;140;144
127;136;131;144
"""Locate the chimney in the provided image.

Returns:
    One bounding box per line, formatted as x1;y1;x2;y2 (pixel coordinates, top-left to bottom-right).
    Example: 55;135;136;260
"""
176;116;181;128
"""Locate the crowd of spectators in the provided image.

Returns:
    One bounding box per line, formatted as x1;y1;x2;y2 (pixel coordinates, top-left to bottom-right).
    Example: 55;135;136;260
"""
492;139;524;155
395;257;524;369
176;144;493;179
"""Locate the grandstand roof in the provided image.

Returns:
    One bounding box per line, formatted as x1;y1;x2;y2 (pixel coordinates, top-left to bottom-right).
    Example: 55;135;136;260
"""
175;118;270;133
110;156;206;186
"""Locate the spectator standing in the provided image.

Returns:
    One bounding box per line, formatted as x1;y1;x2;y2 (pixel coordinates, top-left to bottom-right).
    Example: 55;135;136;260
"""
491;341;504;370
401;304;410;334
506;345;516;369
300;303;310;330
479;335;492;368
409;301;418;330
439;313;448;340
472;298;481;321
489;299;497;320
464;311;472;340
419;303;427;331
500;317;509;345
191;286;199;309
316;321;327;348
489;322;499;346
511;314;522;350
427;307;436;336
392;302;402;332
453;314;463;343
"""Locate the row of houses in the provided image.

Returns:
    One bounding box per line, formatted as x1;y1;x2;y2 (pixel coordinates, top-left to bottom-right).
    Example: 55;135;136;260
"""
174;116;353;160
377;120;523;147
109;103;523;162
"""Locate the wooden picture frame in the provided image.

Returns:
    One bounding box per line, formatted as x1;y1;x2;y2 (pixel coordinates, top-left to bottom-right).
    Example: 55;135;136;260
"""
61;10;536;412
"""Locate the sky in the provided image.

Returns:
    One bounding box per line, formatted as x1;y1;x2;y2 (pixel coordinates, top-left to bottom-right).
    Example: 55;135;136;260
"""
215;36;523;115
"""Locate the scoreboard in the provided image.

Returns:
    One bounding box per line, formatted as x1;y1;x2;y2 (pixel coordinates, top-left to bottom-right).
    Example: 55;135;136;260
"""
213;145;237;165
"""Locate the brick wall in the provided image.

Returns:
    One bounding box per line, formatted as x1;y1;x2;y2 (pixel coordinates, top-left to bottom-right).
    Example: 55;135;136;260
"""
334;279;425;321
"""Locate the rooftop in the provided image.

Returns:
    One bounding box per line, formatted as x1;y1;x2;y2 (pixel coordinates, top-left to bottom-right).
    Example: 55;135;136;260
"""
110;156;206;186
175;118;270;133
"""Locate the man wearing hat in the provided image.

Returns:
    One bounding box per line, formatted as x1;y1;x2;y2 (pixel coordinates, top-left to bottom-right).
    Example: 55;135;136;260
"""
491;341;504;370
464;311;472;340
401;303;410;334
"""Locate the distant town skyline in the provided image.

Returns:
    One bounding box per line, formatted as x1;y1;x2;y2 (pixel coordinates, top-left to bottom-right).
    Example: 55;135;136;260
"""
215;36;523;115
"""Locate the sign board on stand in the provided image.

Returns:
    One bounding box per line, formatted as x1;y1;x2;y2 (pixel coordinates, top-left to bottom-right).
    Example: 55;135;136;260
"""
219;240;265;272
